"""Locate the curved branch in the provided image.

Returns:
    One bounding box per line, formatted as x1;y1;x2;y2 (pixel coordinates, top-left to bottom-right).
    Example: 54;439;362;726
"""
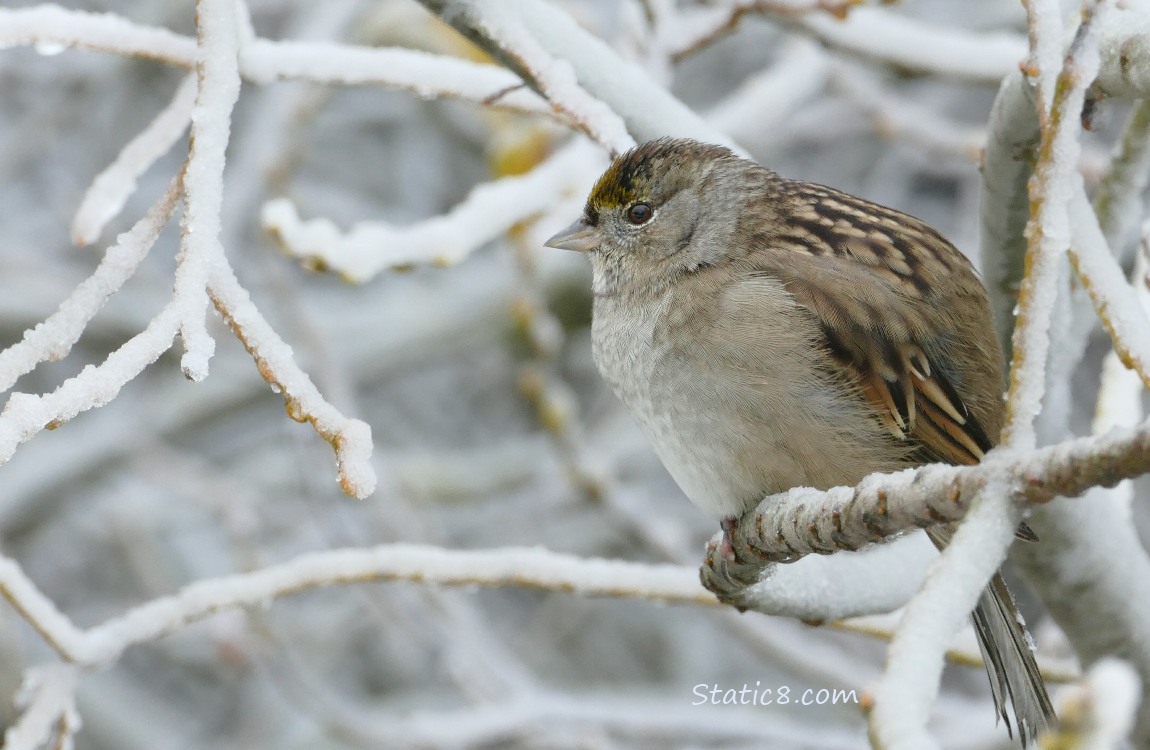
701;415;1150;582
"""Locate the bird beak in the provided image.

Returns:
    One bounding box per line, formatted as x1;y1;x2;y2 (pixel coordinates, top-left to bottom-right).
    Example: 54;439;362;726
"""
544;218;600;253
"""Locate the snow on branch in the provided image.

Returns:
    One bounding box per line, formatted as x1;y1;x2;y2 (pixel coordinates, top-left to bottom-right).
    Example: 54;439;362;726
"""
702;410;1150;590
0;176;181;395
7;0;1150;747
1003;0;1107;452
668;3;1026;82
0;5;196;66
0;5;553;125
420;0;737;150
262;140;602;281
867;479;1019;750
71;74;196;246
799;7;1027;82
239;37;550;115
1068;187;1150;392
206;265;376;497
172;0;242;383
0;305;181;467
0;544;711;666
0;535;982;675
1;665;81;750
0;4;377;495
417;0;634;154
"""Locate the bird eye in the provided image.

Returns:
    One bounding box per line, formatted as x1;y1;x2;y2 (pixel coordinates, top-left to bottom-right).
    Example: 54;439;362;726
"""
626;202;653;225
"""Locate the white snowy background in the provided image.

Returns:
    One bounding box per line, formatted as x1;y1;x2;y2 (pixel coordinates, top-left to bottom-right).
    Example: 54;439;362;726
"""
1;0;1148;748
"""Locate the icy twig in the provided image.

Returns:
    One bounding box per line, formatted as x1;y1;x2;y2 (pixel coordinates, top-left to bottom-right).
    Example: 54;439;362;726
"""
1093;235;1150;437
419;0;633;154
1023;0;1064;117
206;265;376;498
0;6;550;116
669;3;1026;81
71;75;196;246
1067;187;1150;392
2;527;975;673
866;480;1018;750
0;305;181;467
1;3;724;155
800;7;1027;82
4;535;975;670
981;70;1039;354
262;140;603;282
420;0;735;150
1003;0;1106;451
701;412;1150;571
2;665;82;750
238;37;550;114
1085;101;1150;442
1094;6;1150;98
0;11;374;494
0;176;182;394
0;556;88;662
0;5;196;66
0;544;710;665
174;0;243;382
1093;100;1150;259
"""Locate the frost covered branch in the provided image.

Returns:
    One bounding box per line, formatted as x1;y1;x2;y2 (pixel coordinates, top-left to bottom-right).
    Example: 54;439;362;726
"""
414;0;634;153
419;0;735;150
173;0;239;383
5;0;1150;748
703;412;1150;578
1;666;81;750
0;6;377;503
0;6;551;115
262;140;604;280
0;545;711;666
669;3;1026;82
1002;0;1106;452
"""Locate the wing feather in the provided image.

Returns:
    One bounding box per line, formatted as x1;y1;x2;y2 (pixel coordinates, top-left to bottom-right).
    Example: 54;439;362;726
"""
740;179;1002;469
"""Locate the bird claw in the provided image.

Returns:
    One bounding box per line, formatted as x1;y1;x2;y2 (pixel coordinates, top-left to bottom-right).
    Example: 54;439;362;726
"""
719;515;739;562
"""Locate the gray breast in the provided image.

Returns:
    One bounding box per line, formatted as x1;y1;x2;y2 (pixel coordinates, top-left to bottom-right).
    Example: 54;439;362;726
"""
589;286;910;519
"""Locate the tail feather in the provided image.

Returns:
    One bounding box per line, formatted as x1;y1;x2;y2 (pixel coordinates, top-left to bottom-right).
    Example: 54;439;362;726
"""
926;528;1055;746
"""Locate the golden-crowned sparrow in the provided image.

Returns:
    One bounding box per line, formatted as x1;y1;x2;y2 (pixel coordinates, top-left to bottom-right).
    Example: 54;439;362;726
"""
545;138;1054;743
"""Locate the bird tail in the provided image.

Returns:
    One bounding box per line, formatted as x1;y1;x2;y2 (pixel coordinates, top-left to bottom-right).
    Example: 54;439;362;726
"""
926;527;1055;746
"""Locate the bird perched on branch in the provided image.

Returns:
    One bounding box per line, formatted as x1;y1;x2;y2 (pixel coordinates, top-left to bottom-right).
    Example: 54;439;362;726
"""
546;137;1054;744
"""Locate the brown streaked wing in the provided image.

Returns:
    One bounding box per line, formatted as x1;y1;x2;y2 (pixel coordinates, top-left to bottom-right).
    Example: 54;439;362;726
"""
748;179;995;468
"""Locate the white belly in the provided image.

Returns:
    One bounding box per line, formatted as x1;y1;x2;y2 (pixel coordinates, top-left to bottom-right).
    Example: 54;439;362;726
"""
591;290;904;519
